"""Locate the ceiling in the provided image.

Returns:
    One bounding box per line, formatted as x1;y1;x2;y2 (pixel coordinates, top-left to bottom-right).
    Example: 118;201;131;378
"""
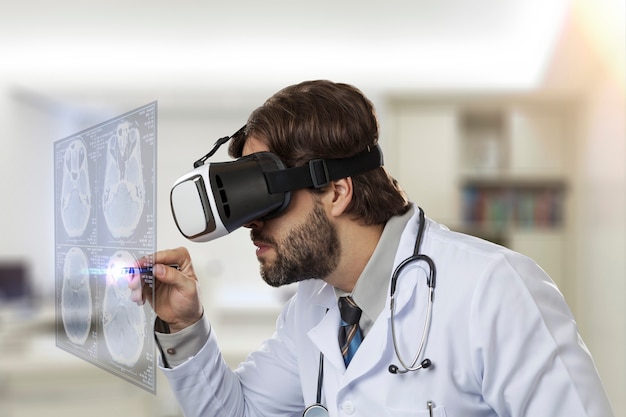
0;0;621;99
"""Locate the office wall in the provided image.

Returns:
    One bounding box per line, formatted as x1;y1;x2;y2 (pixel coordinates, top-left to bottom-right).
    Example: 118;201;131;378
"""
572;76;626;414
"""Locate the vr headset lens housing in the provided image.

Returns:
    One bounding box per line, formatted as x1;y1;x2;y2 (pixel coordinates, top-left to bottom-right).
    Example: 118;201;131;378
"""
171;152;289;242
170;129;384;242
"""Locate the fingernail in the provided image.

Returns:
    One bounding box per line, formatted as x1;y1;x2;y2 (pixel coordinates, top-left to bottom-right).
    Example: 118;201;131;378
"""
155;264;165;276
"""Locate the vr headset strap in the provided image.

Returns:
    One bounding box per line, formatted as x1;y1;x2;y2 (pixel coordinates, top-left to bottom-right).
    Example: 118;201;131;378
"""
264;145;383;193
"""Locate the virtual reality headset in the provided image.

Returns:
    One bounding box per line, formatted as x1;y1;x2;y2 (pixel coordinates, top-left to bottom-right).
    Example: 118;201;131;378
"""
170;126;384;242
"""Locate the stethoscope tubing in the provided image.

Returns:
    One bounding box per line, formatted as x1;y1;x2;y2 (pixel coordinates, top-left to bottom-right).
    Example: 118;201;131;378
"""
390;285;434;372
388;207;436;373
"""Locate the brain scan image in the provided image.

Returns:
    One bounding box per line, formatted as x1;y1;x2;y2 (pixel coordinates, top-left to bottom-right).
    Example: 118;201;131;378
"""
61;247;93;345
102;121;145;239
55;102;157;393
102;250;146;367
60;138;92;238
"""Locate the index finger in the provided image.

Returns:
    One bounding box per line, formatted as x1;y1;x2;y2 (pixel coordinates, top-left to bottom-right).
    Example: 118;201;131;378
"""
139;247;191;270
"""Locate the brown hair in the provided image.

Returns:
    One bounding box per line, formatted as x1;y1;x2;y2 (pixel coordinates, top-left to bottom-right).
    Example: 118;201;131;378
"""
229;80;409;225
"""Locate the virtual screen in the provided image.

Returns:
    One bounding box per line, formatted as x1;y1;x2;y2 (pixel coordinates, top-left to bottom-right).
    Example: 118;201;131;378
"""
54;102;157;393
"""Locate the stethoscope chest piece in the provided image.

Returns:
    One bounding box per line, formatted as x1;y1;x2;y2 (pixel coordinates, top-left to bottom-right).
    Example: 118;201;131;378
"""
303;403;329;417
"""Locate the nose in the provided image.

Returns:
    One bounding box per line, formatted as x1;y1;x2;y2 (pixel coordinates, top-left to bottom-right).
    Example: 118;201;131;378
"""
243;218;264;230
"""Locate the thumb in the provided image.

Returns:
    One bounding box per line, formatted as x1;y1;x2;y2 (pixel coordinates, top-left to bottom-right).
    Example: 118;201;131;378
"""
153;263;181;285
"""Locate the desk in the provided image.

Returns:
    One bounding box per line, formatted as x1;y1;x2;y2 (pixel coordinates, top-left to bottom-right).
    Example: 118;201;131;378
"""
0;291;282;417
0;305;179;417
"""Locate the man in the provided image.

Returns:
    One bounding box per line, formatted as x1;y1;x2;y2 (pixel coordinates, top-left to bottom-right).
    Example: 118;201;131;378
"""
134;80;614;416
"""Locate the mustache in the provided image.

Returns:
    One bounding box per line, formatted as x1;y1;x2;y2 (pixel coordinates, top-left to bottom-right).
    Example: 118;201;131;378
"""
250;230;277;246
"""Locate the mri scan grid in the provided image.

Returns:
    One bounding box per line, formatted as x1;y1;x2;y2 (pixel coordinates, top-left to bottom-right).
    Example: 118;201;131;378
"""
54;102;157;393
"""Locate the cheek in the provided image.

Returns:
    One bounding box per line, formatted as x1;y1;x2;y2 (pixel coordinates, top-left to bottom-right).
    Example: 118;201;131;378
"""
265;220;295;251
266;194;314;232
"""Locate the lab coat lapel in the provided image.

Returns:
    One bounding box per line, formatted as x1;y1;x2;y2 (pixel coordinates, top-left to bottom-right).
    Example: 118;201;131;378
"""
342;272;420;382
307;285;346;373
308;307;345;372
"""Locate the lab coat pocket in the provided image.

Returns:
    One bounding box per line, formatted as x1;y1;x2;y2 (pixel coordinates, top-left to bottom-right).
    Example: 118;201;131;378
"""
385;404;447;417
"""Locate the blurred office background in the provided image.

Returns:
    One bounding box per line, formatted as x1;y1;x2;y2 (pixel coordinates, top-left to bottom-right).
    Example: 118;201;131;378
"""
0;0;624;415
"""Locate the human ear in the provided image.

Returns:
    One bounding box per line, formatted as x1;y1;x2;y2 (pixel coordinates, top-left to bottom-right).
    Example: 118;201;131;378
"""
328;177;353;217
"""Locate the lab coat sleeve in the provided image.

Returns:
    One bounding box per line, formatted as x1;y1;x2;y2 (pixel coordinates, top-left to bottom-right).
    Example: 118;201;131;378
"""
233;295;305;416
159;323;247;417
159;296;304;417
155;314;211;367
470;253;614;416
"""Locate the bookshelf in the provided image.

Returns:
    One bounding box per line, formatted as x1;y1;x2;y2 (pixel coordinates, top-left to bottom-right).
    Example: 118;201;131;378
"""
461;178;566;231
457;107;568;236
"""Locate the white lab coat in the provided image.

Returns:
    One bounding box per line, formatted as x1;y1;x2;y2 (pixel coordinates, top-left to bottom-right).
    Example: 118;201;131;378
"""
161;209;614;417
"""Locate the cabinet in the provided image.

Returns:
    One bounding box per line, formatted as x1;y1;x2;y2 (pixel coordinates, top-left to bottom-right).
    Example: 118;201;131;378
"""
388;97;572;290
458;105;569;232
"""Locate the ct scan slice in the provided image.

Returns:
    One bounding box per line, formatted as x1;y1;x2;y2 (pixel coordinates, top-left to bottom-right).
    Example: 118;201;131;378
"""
54;102;157;393
102;250;147;368
102;120;146;239
60;137;92;238
61;247;93;345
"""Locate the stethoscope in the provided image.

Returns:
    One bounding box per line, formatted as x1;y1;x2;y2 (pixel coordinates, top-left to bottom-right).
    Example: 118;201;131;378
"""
303;207;436;416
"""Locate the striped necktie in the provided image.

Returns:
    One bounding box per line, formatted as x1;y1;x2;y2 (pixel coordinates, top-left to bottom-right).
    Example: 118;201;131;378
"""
338;296;363;366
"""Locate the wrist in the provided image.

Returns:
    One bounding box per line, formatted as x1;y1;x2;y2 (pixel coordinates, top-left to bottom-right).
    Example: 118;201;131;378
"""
164;309;204;334
154;317;171;333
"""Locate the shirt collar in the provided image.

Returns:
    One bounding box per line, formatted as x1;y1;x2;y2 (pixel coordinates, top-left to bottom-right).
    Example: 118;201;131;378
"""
335;205;415;335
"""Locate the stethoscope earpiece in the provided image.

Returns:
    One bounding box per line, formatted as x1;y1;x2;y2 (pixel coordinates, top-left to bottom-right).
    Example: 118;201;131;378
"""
388;358;432;374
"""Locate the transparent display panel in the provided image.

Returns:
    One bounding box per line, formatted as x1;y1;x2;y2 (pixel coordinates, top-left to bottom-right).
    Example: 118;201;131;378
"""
54;102;157;393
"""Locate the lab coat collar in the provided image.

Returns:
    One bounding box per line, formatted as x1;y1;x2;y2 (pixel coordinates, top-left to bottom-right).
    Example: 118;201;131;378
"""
343;269;421;382
305;279;336;309
304;243;424;381
304;203;422;313
307;294;345;372
348;205;416;334
385;205;427;313
306;274;421;383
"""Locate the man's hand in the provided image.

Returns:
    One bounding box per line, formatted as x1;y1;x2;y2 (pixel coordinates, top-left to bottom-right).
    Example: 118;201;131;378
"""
129;247;204;333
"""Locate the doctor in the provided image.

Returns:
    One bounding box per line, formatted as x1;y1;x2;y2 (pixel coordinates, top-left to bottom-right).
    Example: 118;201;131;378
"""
137;80;614;416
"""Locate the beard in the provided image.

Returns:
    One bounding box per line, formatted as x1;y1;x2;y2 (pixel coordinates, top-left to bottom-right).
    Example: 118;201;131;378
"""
251;203;341;287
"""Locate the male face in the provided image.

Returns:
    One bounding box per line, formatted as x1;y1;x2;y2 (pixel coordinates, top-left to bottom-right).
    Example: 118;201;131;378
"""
251;201;341;287
242;136;341;287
